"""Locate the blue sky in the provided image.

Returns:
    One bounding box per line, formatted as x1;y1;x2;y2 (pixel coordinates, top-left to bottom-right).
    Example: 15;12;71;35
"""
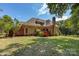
0;3;71;21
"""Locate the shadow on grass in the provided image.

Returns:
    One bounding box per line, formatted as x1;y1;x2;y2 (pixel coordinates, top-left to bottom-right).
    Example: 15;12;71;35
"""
11;37;79;56
0;43;24;56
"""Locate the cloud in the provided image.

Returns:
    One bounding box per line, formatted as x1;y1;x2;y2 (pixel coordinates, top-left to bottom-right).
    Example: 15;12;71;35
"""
38;3;49;16
38;4;71;21
56;16;71;21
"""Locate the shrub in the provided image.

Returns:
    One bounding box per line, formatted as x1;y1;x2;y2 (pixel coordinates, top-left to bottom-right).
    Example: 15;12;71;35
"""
38;31;44;37
35;29;44;36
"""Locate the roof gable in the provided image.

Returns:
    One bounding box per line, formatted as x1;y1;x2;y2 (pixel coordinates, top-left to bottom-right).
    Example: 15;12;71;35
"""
25;18;52;26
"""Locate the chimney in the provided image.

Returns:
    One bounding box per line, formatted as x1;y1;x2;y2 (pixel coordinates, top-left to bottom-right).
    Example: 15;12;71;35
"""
46;19;50;25
52;17;56;36
52;17;56;24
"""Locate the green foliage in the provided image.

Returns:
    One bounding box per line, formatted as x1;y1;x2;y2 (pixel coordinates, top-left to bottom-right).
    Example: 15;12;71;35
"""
0;15;20;36
3;15;13;22
65;19;73;29
38;31;44;36
0;19;4;31
4;22;13;33
71;4;79;14
35;29;44;36
69;6;79;34
57;20;72;35
1;15;14;33
13;18;20;33
47;4;79;35
47;3;71;17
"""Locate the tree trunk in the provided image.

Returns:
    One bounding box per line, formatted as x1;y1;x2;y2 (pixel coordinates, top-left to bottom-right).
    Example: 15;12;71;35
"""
52;17;56;36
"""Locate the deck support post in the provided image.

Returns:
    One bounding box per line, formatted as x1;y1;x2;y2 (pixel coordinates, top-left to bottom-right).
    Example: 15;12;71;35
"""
24;27;26;36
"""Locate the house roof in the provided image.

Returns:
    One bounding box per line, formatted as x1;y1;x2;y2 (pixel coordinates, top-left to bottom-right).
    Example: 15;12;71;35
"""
19;17;58;28
19;18;59;28
21;18;53;26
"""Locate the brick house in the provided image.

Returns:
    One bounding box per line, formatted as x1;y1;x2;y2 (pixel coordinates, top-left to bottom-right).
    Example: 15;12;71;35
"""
12;17;60;36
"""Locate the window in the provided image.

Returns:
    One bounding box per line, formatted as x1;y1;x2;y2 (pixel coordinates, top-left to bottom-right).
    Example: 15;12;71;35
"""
35;21;44;25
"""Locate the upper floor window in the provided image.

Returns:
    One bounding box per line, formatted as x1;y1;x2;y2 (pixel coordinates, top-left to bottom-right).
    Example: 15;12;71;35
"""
35;21;44;26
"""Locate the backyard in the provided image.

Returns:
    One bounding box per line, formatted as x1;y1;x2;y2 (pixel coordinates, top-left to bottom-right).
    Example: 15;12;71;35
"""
0;36;79;56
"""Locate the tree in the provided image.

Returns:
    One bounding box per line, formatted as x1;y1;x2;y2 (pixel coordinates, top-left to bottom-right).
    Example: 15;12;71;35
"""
3;15;13;22
0;9;3;32
47;3;71;17
12;18;20;36
0;19;4;33
69;5;79;34
47;3;79;35
2;15;14;33
65;19;73;29
0;15;20;37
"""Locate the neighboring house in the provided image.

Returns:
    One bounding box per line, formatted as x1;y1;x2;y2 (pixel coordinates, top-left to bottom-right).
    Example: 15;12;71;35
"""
11;18;60;36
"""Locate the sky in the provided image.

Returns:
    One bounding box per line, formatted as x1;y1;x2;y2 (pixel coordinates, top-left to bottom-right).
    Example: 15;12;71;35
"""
0;3;71;22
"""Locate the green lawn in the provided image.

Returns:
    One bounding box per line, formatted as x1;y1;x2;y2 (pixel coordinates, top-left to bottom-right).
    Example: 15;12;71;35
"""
0;36;79;56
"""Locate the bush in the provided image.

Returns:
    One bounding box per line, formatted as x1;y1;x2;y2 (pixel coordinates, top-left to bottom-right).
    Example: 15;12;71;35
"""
0;33;6;37
38;31;44;37
35;29;44;36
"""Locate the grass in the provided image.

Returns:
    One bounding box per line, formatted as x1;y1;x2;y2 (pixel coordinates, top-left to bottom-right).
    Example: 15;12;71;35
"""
0;36;79;56
0;36;36;55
